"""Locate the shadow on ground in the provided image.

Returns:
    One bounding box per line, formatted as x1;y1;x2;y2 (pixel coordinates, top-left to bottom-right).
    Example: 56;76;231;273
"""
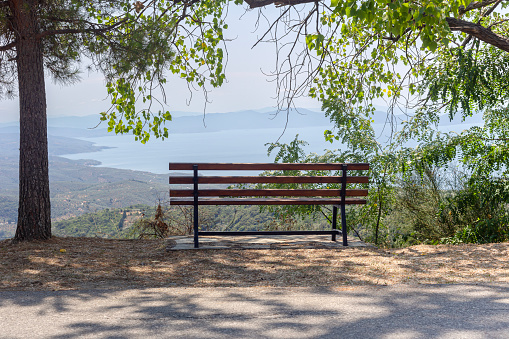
1;284;509;338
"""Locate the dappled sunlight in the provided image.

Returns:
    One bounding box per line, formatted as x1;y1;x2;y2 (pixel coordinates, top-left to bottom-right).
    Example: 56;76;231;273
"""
4;237;509;290
3;284;509;338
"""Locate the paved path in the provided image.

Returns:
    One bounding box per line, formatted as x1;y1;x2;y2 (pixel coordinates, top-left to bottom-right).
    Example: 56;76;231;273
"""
2;284;509;338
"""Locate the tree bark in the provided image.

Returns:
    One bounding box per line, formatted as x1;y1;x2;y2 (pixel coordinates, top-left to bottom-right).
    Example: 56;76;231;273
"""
11;0;52;241
446;17;509;53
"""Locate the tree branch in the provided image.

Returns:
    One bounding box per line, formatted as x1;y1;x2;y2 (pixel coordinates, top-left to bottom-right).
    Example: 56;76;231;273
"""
245;0;500;12
33;19;127;40
382;28;412;42
446;17;509;52
461;0;502;47
245;0;317;9
0;41;16;51
459;0;500;15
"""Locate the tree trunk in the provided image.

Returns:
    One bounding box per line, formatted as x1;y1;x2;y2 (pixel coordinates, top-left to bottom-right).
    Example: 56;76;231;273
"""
12;0;52;241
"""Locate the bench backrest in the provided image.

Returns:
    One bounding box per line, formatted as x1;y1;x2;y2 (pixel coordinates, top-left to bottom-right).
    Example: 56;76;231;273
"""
168;162;369;205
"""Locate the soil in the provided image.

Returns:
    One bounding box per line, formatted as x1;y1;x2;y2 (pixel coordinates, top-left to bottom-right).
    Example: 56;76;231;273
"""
1;237;509;291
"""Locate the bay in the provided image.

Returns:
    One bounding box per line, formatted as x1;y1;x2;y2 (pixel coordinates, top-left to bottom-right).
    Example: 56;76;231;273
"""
60;120;482;175
61;126;336;174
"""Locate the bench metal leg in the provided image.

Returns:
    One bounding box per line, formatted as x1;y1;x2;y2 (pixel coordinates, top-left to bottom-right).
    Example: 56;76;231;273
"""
332;206;338;242
341;203;348;246
193;205;199;248
193;165;199;248
341;164;348;246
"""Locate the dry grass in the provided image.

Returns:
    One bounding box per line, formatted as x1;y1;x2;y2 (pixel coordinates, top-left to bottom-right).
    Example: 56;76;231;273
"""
1;237;509;291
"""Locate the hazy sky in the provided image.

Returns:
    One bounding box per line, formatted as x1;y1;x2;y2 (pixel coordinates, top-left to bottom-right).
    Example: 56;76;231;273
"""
0;4;320;123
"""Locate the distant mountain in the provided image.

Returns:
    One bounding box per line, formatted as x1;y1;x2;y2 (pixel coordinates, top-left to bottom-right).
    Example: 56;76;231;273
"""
2;107;475;139
0;121;108;138
165;108;415;133
0;108;329;223
47;114;108;129
438;112;484;126
167;108;333;134
0;109;332;136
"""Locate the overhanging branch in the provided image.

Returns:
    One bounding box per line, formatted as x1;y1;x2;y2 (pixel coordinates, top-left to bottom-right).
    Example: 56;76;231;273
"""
246;0;500;12
446;17;509;52
459;0;500;15
461;0;502;47
245;0;317;9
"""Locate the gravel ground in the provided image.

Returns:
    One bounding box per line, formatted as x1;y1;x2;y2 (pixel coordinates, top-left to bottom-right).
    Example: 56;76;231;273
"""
1;237;508;291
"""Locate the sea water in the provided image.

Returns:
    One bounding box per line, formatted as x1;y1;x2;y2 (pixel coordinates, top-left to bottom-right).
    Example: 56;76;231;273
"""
61;126;336;174
60;121;481;174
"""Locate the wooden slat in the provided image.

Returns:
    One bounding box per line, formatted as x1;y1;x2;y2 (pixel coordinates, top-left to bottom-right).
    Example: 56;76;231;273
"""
169;197;367;205
169;162;369;171
170;189;368;197
199;230;341;236
169;175;369;185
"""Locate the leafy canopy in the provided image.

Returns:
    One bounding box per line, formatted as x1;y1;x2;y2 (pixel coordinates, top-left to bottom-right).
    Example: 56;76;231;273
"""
1;0;242;142
292;0;509;176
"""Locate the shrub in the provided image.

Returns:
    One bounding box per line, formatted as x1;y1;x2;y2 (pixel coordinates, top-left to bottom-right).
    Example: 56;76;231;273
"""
439;177;509;244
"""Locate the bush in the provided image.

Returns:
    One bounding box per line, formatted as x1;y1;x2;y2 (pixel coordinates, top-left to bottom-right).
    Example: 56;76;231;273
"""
126;204;216;238
397;166;456;243
398;169;509;245
127;204;170;239
439;177;509;244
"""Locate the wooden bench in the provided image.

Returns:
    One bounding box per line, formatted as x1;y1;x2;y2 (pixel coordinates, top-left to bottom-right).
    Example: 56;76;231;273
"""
168;163;369;248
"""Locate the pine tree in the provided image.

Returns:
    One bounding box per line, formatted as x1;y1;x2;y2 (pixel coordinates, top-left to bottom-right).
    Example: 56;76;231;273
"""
1;0;235;241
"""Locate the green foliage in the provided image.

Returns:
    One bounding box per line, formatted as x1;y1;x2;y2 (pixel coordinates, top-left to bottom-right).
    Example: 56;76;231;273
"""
118;210;127;231
303;0;509;247
397;166;458;243
439;177;509;244
261;134;397;244
86;0;237;143
1;0;242;143
425;47;509;118
263;1;509;247
400;106;509;180
308;0;509;121
388;164;509;246
51;203;330;239
266;134;309;165
304;0;509;190
330;0;465;51
263;135;344;221
262;119;509;248
53;208;129;238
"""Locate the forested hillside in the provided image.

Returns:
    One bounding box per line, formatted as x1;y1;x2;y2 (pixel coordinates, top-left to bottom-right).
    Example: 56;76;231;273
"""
0;110;341;240
52;204;331;239
0;132;172;239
